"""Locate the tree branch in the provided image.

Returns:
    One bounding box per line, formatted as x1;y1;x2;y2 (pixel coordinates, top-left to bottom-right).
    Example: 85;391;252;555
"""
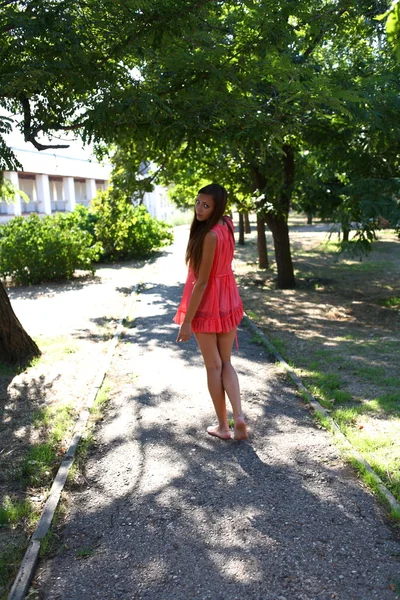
301;6;350;62
19;93;79;151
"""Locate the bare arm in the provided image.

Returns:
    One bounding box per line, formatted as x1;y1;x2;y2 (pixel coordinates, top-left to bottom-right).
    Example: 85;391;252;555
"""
176;231;217;342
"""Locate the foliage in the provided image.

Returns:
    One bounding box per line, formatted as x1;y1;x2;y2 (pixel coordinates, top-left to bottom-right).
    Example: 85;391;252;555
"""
105;1;400;284
0;0;214;154
0;176;29;205
0;115;22;171
90;189;173;261
376;1;400;61
0;212;101;285
66;203;99;239
2;0;400;282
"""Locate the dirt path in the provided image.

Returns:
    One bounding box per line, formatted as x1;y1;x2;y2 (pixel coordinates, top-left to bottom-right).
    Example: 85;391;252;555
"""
31;227;399;600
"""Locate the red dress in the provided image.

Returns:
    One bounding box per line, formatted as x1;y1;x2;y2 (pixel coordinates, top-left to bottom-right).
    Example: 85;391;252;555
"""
173;217;244;333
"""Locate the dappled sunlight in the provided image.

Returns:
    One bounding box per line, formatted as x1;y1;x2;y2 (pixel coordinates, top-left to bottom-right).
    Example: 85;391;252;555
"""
141;557;169;585
210;553;264;583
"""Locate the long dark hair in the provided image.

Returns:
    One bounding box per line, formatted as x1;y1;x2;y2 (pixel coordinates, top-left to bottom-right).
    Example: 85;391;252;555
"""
185;183;229;276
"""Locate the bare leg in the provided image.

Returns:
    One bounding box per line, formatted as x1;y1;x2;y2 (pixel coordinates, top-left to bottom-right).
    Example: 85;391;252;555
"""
217;329;247;440
194;332;231;439
195;329;247;441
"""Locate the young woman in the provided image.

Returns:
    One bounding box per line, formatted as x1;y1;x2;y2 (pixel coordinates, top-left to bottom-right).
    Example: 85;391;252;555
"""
174;183;247;441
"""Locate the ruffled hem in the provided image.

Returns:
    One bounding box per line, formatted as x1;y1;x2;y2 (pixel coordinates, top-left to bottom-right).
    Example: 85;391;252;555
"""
173;304;243;333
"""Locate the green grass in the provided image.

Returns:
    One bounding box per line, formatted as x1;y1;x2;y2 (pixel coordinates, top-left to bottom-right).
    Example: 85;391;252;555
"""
19;402;77;487
0;542;28;596
33;403;75;447
168;211;192;226
348;458;400;522
246;309;259;321
249;320;400;508
0;497;32;526
21;443;58;487
32;336;78;364
330;389;353;404
250;333;264;346
76;546;95;558
270;336;286;357
90;382;111;419
69;382;112;483
350;364;386;381
382;296;400;309
237;223;400;513
327;401;400;504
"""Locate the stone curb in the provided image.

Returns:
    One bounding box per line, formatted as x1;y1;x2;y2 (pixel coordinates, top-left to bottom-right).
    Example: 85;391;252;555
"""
7;284;141;600
243;314;400;515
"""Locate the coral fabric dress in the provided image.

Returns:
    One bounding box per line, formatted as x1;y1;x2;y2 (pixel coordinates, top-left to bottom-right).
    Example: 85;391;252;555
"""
173;217;244;333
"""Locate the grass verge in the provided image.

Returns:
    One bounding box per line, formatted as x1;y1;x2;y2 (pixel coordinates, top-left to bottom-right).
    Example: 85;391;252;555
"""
0;338;91;599
235;221;400;517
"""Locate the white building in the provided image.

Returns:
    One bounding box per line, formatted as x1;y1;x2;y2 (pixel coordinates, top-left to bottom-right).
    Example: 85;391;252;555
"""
0;126;112;222
1;125;185;223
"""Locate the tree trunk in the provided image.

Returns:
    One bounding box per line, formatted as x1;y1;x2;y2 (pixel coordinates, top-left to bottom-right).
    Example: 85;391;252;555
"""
244;212;251;234
238;212;245;245
265;213;295;288
251;145;296;289
256;215;269;269
342;228;350;242
307;213;313;225
0;281;41;366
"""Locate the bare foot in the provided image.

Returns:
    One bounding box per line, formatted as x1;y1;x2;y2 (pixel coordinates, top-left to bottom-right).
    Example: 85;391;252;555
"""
207;426;231;440
233;416;248;441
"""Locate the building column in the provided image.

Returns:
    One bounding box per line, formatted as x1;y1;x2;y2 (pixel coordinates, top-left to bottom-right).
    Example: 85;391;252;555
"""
63;177;76;212
36;174;52;215
4;171;22;216
85;178;97;203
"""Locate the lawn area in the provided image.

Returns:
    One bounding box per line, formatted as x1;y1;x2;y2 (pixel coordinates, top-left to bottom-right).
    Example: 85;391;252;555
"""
235;217;400;512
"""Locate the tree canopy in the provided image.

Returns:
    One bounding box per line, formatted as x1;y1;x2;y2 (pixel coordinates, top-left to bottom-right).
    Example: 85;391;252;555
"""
2;0;400;286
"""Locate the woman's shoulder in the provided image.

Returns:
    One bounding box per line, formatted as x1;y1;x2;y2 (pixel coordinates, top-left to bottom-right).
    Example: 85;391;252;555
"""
212;216;232;230
204;230;218;245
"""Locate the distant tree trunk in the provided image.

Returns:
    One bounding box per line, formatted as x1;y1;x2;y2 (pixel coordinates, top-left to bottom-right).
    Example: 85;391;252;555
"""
307;213;313;225
0;281;41;366
244;212;251;234
238;212;245;245
342;228;350;242
265;214;295;288
256;215;269;269
251;145;296;289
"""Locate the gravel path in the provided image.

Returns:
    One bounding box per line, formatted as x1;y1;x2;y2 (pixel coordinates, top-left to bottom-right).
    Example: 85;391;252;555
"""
33;227;399;600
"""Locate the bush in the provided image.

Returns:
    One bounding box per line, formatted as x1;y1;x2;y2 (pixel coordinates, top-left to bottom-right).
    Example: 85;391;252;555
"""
66;203;99;238
0;213;101;285
90;190;173;261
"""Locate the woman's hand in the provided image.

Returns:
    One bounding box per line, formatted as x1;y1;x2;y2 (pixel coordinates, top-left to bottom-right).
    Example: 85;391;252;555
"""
177;322;192;342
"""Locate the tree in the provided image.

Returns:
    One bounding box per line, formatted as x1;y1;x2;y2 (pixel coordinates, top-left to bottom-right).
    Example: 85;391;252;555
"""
2;0;399;362
0;0;212;364
104;1;398;287
0;281;40;365
377;1;400;60
293;23;400;250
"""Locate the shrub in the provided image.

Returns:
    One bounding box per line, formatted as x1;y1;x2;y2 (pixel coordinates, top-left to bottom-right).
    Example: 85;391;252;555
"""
0;213;101;285
65;203;99;238
90;190;173;261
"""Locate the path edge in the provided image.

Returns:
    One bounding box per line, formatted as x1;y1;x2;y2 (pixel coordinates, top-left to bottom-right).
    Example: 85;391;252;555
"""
242;314;400;516
7;284;141;600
